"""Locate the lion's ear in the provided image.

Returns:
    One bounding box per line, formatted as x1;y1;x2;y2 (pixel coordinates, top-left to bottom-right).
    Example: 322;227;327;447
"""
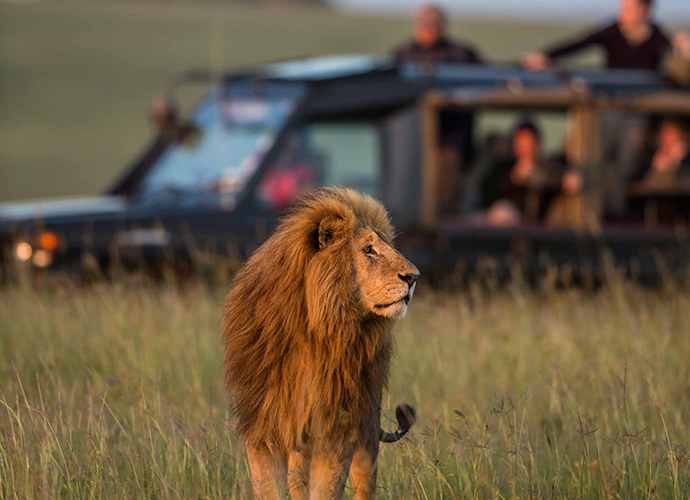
318;215;347;250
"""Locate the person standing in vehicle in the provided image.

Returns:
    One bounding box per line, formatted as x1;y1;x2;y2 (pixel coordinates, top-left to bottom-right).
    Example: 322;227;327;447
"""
393;4;484;213
393;4;483;65
522;0;686;71
522;0;689;217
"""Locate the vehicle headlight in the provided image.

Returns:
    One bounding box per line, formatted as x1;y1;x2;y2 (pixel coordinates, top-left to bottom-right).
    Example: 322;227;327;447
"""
12;233;58;267
32;249;53;268
14;241;32;261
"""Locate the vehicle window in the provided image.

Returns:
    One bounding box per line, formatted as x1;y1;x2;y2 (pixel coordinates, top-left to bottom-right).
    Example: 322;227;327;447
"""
619;115;690;227
140;94;295;195
311;125;380;193
455;110;574;225
257;123;381;211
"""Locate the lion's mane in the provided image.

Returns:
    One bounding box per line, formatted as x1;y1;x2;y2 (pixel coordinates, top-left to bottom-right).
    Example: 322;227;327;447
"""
222;188;396;452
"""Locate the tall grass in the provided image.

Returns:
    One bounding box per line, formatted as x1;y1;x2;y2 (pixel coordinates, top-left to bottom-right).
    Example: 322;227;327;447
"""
1;278;689;498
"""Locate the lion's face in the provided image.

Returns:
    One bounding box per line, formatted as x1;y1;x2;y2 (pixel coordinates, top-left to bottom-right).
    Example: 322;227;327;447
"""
350;228;420;319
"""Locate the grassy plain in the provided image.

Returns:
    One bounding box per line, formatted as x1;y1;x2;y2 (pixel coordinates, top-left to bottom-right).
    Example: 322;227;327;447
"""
2;3;690;498
0;0;629;202
1;277;690;498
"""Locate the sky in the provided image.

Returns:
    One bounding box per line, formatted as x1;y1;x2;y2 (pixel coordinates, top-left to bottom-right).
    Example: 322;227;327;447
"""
333;0;690;23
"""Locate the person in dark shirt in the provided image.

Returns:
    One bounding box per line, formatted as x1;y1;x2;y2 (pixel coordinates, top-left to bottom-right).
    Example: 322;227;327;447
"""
630;119;690;186
626;119;690;224
479;123;556;202
473;122;578;226
394;4;483;212
393;4;483;65
546;22;669;70
523;0;687;71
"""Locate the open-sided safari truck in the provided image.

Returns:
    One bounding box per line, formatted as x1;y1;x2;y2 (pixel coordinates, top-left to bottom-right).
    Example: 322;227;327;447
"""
403;73;690;281
1;57;689;281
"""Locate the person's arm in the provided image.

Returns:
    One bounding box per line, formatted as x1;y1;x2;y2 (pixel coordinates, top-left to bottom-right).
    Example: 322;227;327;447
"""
674;32;690;57
522;23;611;70
544;24;610;61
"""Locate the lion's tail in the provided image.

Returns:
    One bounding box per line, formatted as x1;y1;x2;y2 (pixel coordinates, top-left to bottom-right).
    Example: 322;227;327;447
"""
379;403;417;443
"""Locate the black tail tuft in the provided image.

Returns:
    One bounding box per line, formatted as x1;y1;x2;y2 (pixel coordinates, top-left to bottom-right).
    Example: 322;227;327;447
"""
380;403;417;443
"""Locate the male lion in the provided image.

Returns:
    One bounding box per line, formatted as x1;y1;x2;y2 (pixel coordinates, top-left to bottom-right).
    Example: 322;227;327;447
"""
223;187;419;500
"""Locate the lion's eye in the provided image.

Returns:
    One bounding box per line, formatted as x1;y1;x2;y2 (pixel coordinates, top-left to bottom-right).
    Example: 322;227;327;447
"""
363;244;376;256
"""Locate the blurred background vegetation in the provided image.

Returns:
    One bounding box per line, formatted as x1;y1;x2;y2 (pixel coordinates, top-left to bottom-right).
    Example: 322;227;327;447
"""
1;0;658;202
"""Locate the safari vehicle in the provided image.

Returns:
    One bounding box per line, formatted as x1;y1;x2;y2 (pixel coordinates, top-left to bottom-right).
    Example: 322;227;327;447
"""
1;56;690;280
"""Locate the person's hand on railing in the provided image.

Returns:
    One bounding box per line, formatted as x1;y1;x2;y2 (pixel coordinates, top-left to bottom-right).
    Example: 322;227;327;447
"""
521;53;551;72
673;33;690;58
664;33;690;86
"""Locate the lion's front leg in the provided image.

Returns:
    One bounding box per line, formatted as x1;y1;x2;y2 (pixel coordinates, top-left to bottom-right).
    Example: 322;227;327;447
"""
246;444;287;500
287;450;310;500
308;445;355;500
350;442;379;500
349;423;380;500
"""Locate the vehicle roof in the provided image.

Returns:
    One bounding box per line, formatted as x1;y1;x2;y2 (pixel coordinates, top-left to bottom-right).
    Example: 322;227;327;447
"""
108;56;690;197
209;55;675;94
259;55;389;81
264;55;661;88
174;55;688;117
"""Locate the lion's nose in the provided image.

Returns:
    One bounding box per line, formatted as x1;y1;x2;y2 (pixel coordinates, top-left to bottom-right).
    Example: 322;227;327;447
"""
399;272;419;286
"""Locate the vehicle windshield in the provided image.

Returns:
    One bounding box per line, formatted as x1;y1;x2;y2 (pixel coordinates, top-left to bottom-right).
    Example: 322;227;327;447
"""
139;92;295;195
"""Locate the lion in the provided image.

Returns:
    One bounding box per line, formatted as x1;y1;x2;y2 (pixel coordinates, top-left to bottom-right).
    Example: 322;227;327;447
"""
222;187;419;500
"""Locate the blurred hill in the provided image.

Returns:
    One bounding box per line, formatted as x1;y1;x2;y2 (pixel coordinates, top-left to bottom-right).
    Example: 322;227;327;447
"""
0;0;688;202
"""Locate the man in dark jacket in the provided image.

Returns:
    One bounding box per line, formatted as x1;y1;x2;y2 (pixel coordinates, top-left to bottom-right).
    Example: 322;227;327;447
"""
393;4;483;65
522;0;686;71
393;4;483;209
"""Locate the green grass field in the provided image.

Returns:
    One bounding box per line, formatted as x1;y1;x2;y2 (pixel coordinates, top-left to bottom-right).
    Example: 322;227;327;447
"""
0;0;651;203
2;277;690;499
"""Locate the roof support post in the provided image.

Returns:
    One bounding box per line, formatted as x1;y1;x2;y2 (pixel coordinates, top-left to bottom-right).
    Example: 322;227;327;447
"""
420;92;442;230
570;100;603;230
